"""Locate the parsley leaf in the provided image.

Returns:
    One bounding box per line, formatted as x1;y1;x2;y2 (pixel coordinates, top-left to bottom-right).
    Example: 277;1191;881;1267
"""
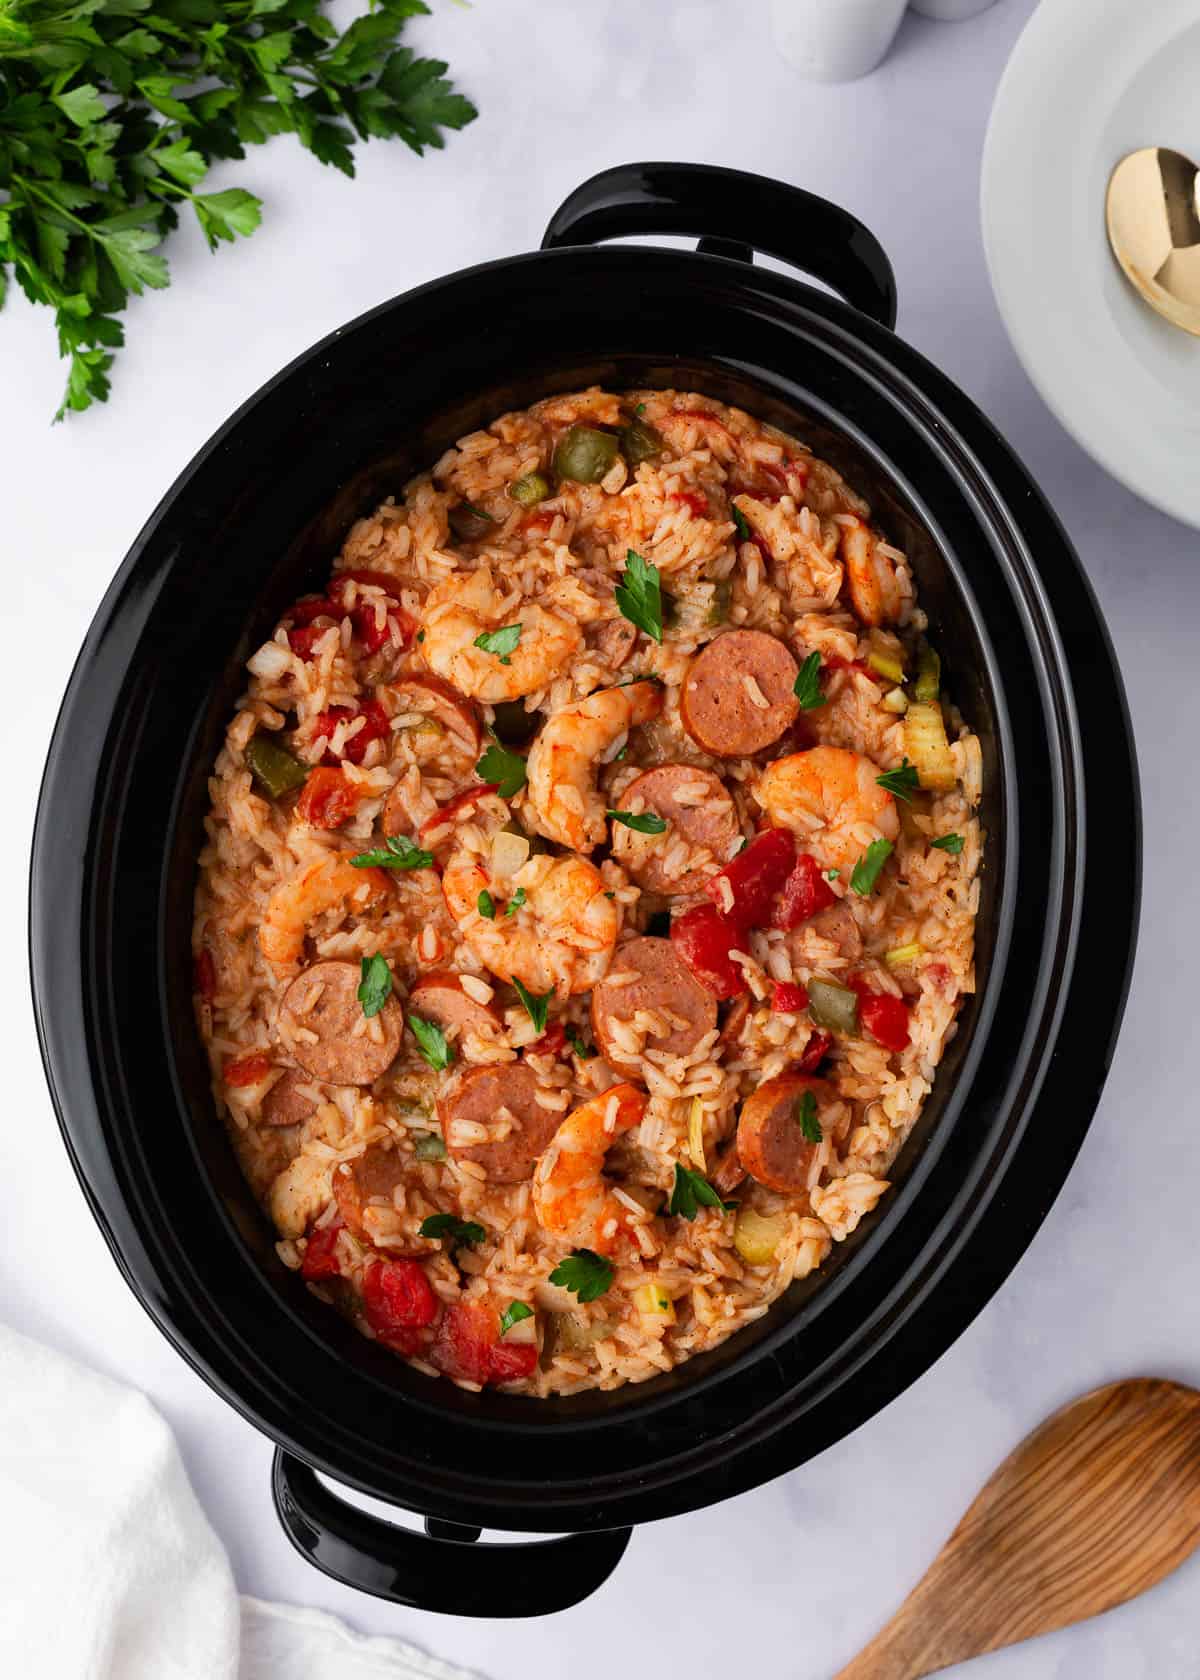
505;886;527;917
419;1213;485;1252
826;868;840;881
668;1163;735;1220
793;651;827;710
476;742;527;798
850;838;894;897
931;832;965;854
477;889;496;919
731;505;752;541
566;1030;595;1060
513;978;551;1033
357;953;393;1018
549;1249;614;1303
499;1300;533;1337
614;549;663;643
607;809;668;834
796;1089;823;1144
407;1013;454;1071
473;624;523;666
875;760;920;803
352;834;434;870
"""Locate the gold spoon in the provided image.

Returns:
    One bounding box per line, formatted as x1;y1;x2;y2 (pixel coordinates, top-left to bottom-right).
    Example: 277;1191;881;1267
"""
1106;147;1200;336
835;1378;1200;1679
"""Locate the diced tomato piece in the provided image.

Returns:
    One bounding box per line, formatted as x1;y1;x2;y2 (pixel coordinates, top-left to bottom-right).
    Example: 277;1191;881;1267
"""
670;903;747;1000
301;1221;343;1281
224;1051;273;1087
772;852;837;930
771;981;809;1014
488;1337;538;1383
798;1029;833;1072
705;827;796;931
330;570;415;653
288;624;330;661
296;765;360;830
331;568;402;599
194;947;216;1001
671;490;710;517
418;783;501;846
364;1258;439;1354
289;595;339;627
849;979;910;1053
430;1300;538;1385
313;697;391;765
530;1021;567;1058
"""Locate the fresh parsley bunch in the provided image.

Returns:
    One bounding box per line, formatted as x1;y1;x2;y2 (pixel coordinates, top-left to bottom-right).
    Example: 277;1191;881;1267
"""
0;0;476;419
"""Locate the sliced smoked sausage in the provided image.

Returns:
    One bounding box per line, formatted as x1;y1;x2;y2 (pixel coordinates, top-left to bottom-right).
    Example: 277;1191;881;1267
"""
591;936;718;1070
333;1141;408;1243
437;1063;561;1184
610;765;740;894
261;1066;322;1128
277;959;402;1085
680;630;799;758
408;971;499;1054
736;1072;831;1193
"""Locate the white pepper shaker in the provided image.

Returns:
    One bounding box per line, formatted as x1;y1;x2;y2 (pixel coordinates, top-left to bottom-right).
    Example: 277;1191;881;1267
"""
909;0;999;19
769;0;909;82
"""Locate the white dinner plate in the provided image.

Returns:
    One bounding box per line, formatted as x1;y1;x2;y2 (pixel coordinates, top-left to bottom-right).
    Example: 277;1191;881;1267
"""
982;0;1200;529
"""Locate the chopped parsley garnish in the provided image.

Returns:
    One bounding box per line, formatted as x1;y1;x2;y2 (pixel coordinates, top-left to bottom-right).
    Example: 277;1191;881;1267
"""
793;651;827;710
635;402;647;415
407;1014;454;1072
796;1090;823;1144
357;953;393;1019
850;838;894;897
499;1300;533;1337
875;760;920;803
731;505;752;541
513;977;551;1033
416;630;426;644
614;549;663;644
419;1213;485;1253
668;1163;735;1220
473;624;523;665
566;1030;595;1060
505;887;527;917
476;742;527;798
826;869;840;881
931;833;965;854
607;809;669;835
351;834;434;870
549;1249;614;1303
477;889;496;919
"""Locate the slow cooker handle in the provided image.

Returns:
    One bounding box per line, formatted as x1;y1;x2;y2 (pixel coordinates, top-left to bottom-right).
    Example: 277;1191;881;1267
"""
271;1449;632;1617
541;161;897;329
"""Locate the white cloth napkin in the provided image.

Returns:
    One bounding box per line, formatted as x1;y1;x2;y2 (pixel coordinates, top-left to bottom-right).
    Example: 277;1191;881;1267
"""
0;1323;485;1680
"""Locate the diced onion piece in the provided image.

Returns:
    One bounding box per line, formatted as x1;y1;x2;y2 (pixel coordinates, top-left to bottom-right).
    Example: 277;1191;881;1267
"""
503;1310;537;1346
867;649;905;686
490;828;530;882
885;942;923;968
687;1095;707;1173
398;717;443;738
556;1312;614;1350
904;701;956;792
881;687;909;715
734;1207;787;1265
633;1282;676;1322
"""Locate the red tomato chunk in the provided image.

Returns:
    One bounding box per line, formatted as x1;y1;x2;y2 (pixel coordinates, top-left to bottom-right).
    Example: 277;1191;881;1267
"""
364;1258;438;1354
671;490;710;517
331;570;415;654
705;827;795;930
313;697;391;765
224;1051;272;1087
296;765;360;830
850;979;910;1052
670;903;747;1000
301;1222;343;1281
193;947;216;1001
798;1029;833;1072
530;1021;567;1058
771;981;809;1014
431;1300;537;1386
772;851;836;930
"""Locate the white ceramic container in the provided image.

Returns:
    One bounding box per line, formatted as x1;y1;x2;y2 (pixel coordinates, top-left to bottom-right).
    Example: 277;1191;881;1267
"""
769;0;909;82
911;0;998;18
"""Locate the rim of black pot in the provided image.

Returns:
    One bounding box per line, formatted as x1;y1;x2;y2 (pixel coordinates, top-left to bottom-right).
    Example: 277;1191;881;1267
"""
29;231;1139;1533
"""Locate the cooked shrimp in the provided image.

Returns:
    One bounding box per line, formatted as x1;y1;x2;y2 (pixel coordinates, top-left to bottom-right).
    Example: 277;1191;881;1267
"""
441;850;618;998
525;680;663;851
756;746;900;874
259;855;390;972
841;516;905;627
420;565;581;701
533;1084;649;1254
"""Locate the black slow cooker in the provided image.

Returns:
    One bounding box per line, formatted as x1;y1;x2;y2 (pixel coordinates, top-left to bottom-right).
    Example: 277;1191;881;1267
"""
29;164;1140;1618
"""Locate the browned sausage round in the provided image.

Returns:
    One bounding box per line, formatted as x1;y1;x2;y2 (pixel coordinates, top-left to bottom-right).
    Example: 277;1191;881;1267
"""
332;1141;408;1242
261;1067;322;1128
591;937;718;1070
610;764;740;894
591;617;637;672
277;959;402;1085
736;1072;831;1193
680;630;799;757
408;971;499;1053
437;1063;561;1184
385;675;480;759
710;1142;747;1199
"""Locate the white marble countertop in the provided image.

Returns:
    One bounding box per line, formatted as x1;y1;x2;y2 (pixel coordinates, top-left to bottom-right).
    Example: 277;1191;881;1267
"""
4;1;1198;1674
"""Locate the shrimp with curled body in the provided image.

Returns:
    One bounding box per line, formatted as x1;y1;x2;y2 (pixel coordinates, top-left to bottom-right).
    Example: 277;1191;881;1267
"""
420;565;581;702
840;516;908;627
259;855;390;972
526;680;663;851
442;849;617;998
533;1084;649;1254
756;745;900;875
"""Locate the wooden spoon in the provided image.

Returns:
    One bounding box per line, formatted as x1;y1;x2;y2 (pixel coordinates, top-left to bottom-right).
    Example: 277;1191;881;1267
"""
836;1379;1200;1679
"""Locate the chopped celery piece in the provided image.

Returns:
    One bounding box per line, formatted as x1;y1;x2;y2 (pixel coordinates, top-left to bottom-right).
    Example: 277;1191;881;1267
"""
867;649;905;685
912;643;941;703
904;700;956;792
885;942;923;968
734;1207;787;1265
